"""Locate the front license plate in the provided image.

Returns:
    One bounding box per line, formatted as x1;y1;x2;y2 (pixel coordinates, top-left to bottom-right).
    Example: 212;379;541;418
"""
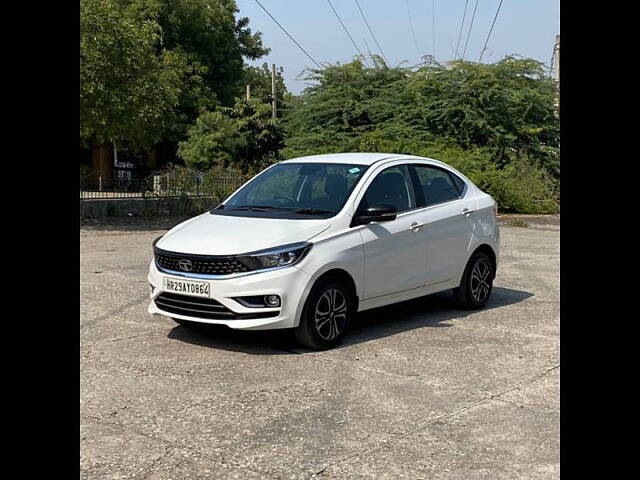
163;277;210;298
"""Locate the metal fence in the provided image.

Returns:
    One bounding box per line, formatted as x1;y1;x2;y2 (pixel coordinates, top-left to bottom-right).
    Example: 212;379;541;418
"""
80;168;247;200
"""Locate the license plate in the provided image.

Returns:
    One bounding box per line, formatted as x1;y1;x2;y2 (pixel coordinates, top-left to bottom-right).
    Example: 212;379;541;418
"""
163;277;210;298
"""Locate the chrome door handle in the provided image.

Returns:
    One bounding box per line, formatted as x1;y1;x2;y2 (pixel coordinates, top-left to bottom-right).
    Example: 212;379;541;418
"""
410;222;426;232
462;208;475;217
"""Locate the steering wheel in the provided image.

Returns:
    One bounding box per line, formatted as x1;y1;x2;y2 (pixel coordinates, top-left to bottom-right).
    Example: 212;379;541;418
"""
274;194;296;206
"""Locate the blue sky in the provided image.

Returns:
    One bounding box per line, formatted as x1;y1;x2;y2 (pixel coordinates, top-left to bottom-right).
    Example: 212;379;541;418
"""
236;0;560;94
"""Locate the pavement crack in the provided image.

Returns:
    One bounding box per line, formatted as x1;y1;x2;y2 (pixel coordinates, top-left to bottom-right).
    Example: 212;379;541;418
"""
503;254;559;266
136;445;174;480
311;363;560;477
80;413;282;480
80;295;149;330
82;333;165;349
319;355;436;387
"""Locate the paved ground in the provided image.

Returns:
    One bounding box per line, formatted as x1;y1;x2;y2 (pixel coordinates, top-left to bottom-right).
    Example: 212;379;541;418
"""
80;218;559;479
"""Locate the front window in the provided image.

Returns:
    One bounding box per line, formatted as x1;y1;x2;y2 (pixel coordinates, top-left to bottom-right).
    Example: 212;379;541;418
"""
214;162;369;219
357;165;415;213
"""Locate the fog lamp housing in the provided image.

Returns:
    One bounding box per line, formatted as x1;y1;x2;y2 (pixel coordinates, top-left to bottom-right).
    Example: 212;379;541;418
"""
264;295;281;307
234;295;282;308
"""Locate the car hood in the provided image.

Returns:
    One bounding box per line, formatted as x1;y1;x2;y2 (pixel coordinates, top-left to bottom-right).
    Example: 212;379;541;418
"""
156;212;331;255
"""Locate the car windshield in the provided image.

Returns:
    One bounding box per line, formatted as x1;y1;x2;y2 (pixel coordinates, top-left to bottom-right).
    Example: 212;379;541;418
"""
214;162;369;219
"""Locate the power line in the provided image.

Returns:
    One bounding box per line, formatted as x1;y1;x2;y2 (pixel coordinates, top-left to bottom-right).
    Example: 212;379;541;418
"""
326;0;367;62
479;0;505;63
252;0;322;69
454;0;470;59
354;0;388;64
432;0;436;58
461;0;479;60
405;0;421;57
362;38;374;62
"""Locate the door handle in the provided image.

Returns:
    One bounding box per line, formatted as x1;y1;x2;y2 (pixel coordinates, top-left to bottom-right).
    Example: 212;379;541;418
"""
410;222;426;232
462;208;475;217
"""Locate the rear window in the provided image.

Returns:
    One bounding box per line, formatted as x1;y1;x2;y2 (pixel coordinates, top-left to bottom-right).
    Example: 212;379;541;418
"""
411;165;464;206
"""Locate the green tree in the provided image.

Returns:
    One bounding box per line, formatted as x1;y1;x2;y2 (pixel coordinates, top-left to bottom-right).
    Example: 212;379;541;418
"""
125;0;268;107
80;0;183;150
178;97;283;172
241;63;288;104
282;56;559;213
283;58;407;156
175;111;244;171
284;57;559;177
401;57;559;172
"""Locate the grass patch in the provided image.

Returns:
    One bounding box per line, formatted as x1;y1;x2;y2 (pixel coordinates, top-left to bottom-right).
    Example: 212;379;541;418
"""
506;219;530;228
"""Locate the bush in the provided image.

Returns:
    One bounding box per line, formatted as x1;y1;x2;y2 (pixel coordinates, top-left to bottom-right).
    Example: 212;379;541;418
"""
484;159;559;214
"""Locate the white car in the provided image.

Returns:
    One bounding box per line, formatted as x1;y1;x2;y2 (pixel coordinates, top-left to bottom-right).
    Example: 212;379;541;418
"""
148;153;499;349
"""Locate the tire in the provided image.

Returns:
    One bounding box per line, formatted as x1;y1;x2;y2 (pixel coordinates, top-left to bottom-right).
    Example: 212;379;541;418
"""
453;251;494;309
294;277;354;350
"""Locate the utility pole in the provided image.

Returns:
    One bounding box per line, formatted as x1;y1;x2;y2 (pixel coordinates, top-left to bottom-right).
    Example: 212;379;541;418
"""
552;35;560;114
271;63;277;119
552;35;560;83
246;84;251;100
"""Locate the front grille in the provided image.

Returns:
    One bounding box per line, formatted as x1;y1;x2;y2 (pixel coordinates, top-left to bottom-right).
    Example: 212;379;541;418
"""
154;248;250;275
154;292;279;320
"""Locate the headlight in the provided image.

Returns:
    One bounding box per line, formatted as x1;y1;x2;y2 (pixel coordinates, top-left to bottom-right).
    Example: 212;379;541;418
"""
237;242;312;271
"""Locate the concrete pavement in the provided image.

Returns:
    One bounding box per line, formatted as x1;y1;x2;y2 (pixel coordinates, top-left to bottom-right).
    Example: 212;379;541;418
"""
80;219;559;479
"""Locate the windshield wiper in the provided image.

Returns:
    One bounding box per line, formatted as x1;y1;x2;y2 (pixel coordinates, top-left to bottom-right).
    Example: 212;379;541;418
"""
293;208;336;214
229;205;291;211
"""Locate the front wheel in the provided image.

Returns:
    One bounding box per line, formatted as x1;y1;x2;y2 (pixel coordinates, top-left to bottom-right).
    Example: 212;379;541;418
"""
453;251;494;309
294;278;354;350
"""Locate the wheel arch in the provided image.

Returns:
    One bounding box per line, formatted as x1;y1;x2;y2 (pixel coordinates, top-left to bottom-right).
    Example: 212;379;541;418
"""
313;268;359;311
294;267;360;327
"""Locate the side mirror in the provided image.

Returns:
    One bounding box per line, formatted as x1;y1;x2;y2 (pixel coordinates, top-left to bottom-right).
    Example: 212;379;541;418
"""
355;204;398;225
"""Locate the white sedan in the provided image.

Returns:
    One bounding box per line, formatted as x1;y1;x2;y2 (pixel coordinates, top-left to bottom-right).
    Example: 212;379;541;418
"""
149;153;500;349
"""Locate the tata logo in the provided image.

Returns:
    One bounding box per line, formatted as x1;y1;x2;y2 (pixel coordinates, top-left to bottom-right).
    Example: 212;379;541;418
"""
178;259;193;272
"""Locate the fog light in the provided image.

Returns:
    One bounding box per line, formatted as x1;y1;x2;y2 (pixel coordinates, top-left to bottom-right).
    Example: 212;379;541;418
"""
264;295;281;307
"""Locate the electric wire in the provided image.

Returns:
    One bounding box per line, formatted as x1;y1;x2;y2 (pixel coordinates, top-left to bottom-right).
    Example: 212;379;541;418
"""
326;0;367;63
354;0;388;64
454;0;470;59
432;0;436;58
405;0;421;57
478;0;505;63
253;0;322;69
461;0;479;60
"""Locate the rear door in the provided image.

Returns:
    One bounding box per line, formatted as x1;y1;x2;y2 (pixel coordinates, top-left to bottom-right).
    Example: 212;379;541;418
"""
355;164;429;299
408;164;476;286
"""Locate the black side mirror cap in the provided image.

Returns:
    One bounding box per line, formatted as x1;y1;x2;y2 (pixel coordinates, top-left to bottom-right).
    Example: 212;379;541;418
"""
354;204;398;225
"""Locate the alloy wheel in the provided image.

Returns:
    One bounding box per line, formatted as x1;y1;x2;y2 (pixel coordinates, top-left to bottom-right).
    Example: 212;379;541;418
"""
314;288;348;340
470;258;492;303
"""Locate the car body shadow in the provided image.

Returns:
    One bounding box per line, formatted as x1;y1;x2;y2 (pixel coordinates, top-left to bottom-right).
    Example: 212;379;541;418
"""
166;287;533;355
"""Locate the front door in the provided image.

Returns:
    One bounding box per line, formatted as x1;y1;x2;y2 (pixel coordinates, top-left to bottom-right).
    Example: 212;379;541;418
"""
356;165;428;299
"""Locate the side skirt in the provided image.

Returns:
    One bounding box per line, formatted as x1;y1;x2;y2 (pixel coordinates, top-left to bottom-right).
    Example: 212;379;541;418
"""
357;278;458;312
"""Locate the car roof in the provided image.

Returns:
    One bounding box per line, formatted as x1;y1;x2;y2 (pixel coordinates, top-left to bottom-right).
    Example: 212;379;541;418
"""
279;152;447;167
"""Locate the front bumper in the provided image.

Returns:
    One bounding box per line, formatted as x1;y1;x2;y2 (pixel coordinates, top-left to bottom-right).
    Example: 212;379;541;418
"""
147;260;312;330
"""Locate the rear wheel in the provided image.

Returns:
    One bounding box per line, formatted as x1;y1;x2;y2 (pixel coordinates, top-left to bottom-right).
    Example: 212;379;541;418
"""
453;251;494;309
294;278;353;350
